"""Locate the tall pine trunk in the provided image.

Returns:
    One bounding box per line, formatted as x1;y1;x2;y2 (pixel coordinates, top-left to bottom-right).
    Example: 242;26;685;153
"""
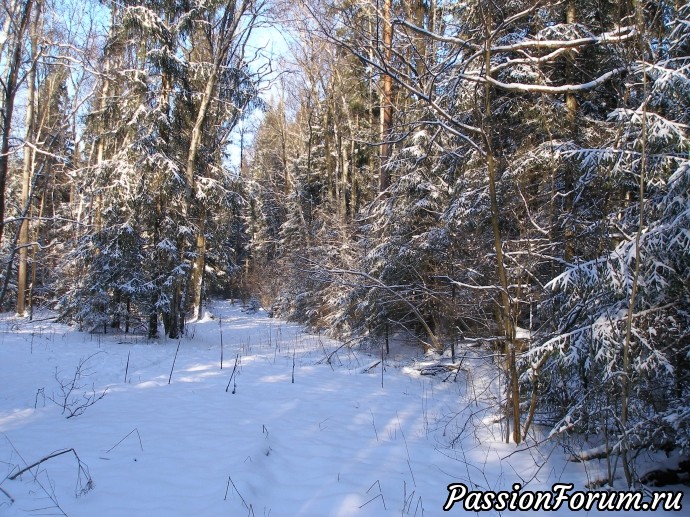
379;0;393;193
17;0;41;316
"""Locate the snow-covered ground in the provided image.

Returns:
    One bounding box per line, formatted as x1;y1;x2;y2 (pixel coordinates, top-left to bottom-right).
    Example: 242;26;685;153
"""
0;301;686;516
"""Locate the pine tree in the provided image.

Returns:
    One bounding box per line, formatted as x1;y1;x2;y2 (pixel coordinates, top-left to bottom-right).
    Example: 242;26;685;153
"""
529;0;690;477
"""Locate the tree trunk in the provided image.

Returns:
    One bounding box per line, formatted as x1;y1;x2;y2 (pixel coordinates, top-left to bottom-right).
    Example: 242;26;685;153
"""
27;191;45;319
191;228;206;320
164;286;181;339
181;66;218;335
563;0;577;262
0;0;34;248
181;0;249;325
483;6;519;444
620;0;649;486
93;56;111;233
379;0;393;193
148;309;158;339
17;0;40;316
324;98;336;202
280;99;290;193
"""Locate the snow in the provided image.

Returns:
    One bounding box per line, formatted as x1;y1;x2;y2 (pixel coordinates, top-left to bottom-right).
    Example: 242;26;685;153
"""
515;326;532;341
0;302;686;516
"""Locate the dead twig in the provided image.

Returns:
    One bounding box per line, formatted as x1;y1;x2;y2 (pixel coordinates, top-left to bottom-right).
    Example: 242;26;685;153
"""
226;476;252;514
105;428;144;453
361;480;386;510
48;352;107;418
226;354;240;393
168;341;181;384
0;486;14;504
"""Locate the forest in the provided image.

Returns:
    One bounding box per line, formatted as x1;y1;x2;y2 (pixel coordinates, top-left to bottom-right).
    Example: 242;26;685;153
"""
1;0;688;488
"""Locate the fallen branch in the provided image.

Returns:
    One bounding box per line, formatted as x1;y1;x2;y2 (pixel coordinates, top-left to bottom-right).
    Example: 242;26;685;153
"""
316;341;349;365
9;446;93;499
362;361;381;373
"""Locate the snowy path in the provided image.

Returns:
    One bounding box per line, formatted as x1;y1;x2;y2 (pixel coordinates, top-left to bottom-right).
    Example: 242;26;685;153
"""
0;302;685;516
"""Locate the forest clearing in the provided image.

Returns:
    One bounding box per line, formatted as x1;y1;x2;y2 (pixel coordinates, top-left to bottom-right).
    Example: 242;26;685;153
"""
0;302;686;515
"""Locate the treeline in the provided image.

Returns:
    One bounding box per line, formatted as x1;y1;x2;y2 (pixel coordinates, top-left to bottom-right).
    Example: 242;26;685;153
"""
1;0;265;337
245;0;690;479
1;0;688;483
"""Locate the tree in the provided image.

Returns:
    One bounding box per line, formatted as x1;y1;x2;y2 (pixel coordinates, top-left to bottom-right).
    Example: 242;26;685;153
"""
530;0;690;482
59;0;265;337
15;0;40;316
297;0;676;447
0;0;35;247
